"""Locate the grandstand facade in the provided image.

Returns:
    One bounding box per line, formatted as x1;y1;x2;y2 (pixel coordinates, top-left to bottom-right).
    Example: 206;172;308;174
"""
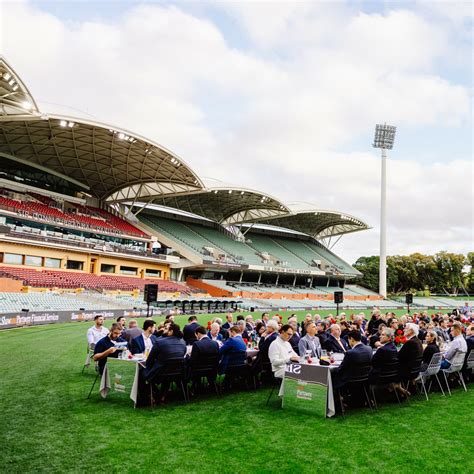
0;56;390;322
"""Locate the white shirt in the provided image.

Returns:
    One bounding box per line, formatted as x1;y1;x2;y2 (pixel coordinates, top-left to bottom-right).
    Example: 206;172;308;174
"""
87;325;108;345
445;334;468;362
143;333;154;353
268;336;298;378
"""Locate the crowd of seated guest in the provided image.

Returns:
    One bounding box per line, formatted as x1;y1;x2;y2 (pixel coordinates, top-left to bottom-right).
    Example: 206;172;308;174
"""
88;307;473;407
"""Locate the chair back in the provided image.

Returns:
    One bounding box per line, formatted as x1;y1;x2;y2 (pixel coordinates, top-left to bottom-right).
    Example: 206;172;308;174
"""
466;350;474;370
378;359;400;384
348;364;371;384
407;356;423;379
422;352;442;376
445;351;466;373
226;350;246;368
160;358;186;378
190;354;219;377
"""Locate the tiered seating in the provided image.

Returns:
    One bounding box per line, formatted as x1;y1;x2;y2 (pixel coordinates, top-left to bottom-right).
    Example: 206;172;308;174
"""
0;266;193;292
141;214;359;275
88;207;148;238
246;234;308;268
0;193;148;238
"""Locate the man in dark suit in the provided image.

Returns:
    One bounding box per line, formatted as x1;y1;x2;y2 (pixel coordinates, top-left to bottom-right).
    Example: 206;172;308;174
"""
121;319;142;347
332;329;373;390
288;317;301;355
369;327;398;383
252;320;278;375
222;313;234;331
324;324;349;353
188;326;219;388
316;321;329;346
130;319;157;355
183;316;200;345
398;323;423;386
218;326;246;375
145;323;186;391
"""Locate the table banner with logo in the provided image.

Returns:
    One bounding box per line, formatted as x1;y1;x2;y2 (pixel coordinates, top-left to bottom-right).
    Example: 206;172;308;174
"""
282;363;336;418
99;358;140;406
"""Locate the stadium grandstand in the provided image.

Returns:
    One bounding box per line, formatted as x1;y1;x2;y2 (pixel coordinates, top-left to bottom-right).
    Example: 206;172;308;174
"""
0;56;445;323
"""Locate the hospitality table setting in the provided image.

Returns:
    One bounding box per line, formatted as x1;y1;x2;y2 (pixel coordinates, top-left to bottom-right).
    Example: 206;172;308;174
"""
280;351;344;418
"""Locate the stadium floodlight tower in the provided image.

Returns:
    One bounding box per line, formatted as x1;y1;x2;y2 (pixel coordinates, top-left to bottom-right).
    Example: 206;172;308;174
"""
373;123;396;298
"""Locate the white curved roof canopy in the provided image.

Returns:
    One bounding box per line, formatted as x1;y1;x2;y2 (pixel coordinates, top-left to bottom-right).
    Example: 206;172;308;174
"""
123;186;290;225
253;209;370;239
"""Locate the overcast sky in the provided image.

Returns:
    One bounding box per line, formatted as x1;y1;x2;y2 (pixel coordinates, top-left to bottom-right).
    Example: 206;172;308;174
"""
0;0;472;264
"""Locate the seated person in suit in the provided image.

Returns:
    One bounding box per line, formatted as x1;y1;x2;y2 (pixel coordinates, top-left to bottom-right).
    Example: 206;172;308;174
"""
183;316;200;346
316;321;329;346
131;319;157;355
421;330;440;371
145;323;187;402
441;322;467;369
300;314;314;337
298;322;321;359
324;324;349;353
268;324;300;378
93;323;126;374
369;327;398;383
368;323;386;349
332;329;373;391
218;326;247;375
236;320;250;341
207;322;224;343
222;313;234;331
189;325;219;388
121;319;142;346
252;320;279;374
245;315;255;333
467;325;474;354
398;323;423;384
287;317;301;355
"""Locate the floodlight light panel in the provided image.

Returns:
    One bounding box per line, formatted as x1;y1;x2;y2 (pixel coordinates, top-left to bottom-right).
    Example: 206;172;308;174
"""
372;123;397;149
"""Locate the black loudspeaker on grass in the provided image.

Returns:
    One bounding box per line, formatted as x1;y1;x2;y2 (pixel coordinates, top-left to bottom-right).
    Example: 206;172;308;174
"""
144;284;158;303
334;291;343;304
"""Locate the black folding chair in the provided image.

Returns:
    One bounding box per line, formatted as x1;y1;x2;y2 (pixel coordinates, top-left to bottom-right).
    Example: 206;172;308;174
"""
150;358;188;403
370;360;401;408
338;365;373;417
189;353;220;396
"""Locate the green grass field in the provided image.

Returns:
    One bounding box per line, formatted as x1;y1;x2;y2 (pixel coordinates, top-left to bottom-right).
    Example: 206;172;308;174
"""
1;310;473;474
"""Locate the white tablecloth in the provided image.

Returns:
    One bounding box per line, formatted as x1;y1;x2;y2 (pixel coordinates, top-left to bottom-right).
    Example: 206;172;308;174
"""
99;357;145;407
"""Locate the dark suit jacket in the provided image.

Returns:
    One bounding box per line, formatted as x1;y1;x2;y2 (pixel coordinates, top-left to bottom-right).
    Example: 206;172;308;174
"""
189;336;219;368
218;335;246;374
122;327;142;346
370;342;398;381
316;331;329;347
222;322;232;331
145;336;186;381
467;336;474;354
289;333;301;355
130;334;158;355
422;342;440;366
254;332;278;369
398;336;423;379
323;334;349;353
207;332;223;342
183;322;200;345
333;343;373;389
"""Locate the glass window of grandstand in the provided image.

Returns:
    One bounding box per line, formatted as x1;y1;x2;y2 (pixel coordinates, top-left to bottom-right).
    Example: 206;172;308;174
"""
25;255;42;267
44;257;61;269
101;263;116;274
66;260;84;270
145;268;161;278
120;265;137;275
3;253;23;265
